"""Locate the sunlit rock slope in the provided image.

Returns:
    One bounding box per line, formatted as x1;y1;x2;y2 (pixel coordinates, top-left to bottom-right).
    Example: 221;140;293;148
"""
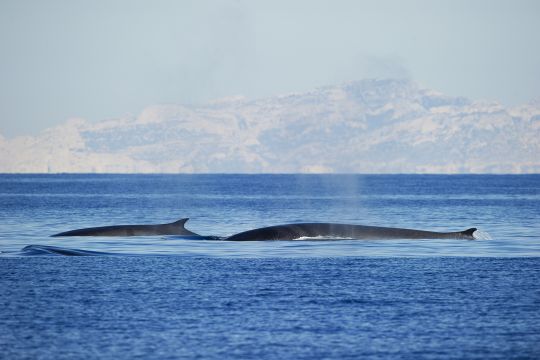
1;79;539;173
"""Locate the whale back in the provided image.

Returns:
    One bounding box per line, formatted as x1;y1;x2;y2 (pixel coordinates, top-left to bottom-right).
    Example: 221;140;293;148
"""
225;223;477;241
51;218;199;237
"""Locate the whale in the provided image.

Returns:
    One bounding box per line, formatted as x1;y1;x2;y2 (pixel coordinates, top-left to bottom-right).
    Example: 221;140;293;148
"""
225;223;477;241
20;245;111;256
51;218;199;237
51;217;477;240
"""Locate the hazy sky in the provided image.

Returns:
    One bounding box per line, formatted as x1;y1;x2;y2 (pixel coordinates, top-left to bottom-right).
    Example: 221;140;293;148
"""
1;0;539;137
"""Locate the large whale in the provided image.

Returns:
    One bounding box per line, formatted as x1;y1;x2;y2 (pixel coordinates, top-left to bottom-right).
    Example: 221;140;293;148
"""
225;223;477;241
52;218;199;237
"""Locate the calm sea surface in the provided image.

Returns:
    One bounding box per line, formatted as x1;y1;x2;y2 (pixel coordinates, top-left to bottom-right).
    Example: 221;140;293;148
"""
1;174;539;358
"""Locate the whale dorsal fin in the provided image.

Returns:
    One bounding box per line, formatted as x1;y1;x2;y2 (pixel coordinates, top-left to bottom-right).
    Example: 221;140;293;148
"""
170;218;189;227
461;228;477;238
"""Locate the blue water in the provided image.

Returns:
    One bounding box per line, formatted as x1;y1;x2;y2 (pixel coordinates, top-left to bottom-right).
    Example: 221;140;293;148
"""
1;174;539;358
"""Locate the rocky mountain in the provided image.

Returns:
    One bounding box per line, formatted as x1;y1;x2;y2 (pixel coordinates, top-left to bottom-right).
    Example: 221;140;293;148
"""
1;79;539;173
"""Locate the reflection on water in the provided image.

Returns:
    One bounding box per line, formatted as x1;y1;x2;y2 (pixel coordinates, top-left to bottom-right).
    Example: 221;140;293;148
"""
1;234;537;258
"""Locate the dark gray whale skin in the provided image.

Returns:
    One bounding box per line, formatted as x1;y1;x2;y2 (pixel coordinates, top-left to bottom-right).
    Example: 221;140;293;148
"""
51;218;199;237
20;245;110;256
225;223;477;241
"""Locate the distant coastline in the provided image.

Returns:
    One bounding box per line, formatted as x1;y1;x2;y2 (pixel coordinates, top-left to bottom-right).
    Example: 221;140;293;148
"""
1;79;539;174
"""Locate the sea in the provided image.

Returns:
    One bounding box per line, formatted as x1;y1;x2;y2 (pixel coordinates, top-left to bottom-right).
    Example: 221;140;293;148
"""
1;174;539;359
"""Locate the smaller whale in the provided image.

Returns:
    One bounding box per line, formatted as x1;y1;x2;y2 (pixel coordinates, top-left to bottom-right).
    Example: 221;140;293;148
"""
52;218;199;237
225;223;477;241
20;245;110;256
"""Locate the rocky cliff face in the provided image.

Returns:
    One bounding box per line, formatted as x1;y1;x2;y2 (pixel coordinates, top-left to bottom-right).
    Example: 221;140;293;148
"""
1;79;539;173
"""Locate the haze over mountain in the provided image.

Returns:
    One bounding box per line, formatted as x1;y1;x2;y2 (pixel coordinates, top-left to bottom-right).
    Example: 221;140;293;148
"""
1;79;539;173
